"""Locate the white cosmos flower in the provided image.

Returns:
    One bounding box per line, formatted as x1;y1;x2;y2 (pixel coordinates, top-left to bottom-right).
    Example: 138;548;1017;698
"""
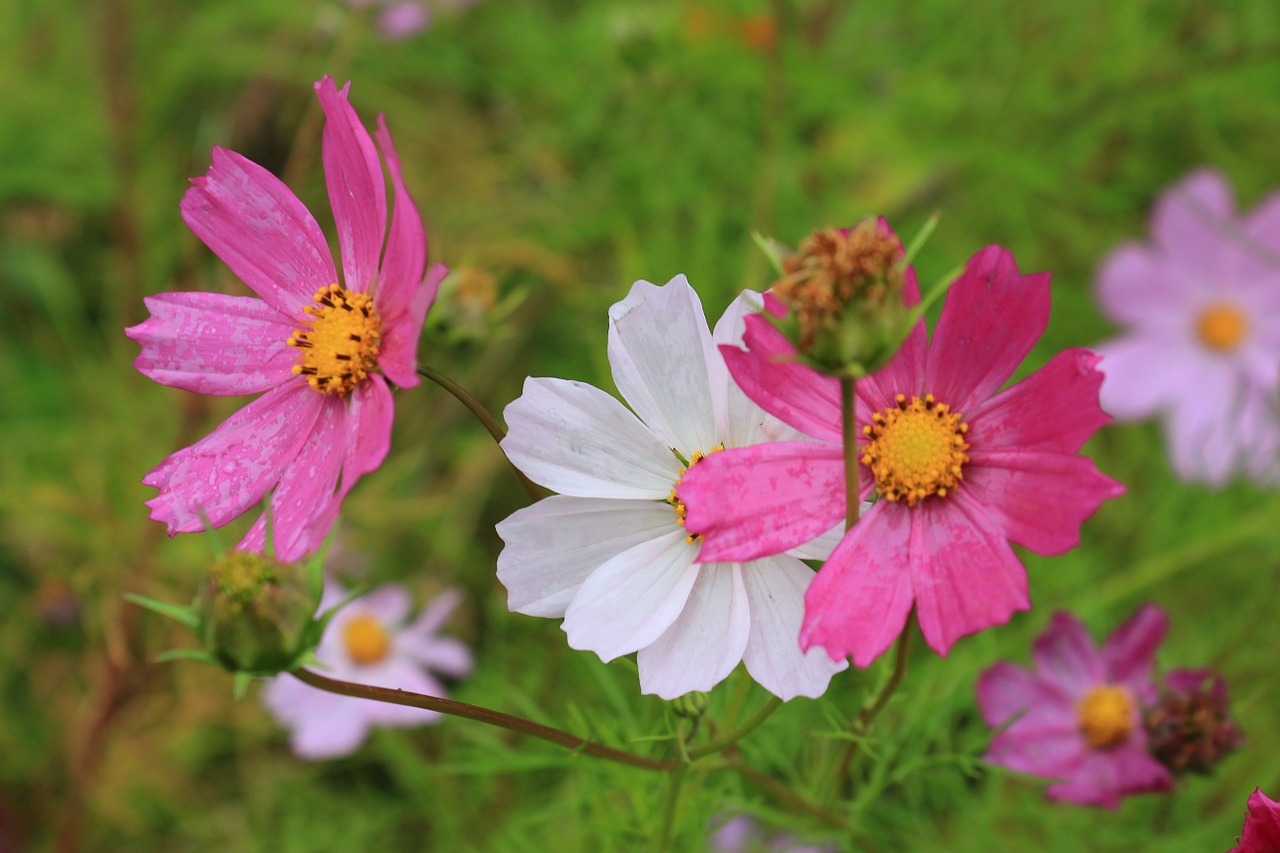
497;275;846;700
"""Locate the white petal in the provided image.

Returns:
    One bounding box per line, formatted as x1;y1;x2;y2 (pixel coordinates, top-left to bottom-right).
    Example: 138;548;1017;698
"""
497;496;678;617
637;565;752;699
607;276;722;454
741;556;847;700
502;377;679;498
562;529;700;661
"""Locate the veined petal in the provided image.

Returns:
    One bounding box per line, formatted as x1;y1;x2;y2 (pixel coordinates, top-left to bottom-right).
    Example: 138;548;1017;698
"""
924;246;1050;413
1100;603;1167;696
908;495;1030;657
740;556;846;700
607;276;722;454
1031;611;1105;698
1151;168;1235;274
501;377;680;499
181;147;337;317
497;497;678;617
380;262;447;389
339;375;395;492
679;442;847;562
637;565;751;699
143;381;323;533
968;349;1111;454
713;290;793;448
562;529;700;661
372;114;428;322
127;292;297;395
316;77;388;294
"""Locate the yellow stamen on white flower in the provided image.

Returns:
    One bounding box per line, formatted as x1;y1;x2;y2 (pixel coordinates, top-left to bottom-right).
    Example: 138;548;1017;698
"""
668;445;725;543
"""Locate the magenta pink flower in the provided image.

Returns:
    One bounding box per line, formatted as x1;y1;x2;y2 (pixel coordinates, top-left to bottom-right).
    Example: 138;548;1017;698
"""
678;245;1123;666
976;605;1173;808
1229;789;1280;853
126;77;445;561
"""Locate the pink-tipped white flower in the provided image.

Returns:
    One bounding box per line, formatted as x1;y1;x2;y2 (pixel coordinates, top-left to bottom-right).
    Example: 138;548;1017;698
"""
496;276;846;701
262;582;472;760
126;77;446;561
1094;169;1280;486
976;605;1173;808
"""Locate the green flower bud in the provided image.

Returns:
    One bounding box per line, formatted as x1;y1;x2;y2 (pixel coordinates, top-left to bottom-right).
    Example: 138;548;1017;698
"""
671;691;710;719
198;551;318;674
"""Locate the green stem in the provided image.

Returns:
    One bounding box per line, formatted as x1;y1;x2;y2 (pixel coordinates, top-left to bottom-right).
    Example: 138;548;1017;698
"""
687;696;782;760
725;754;847;830
833;613;914;791
416;364;544;502
657;763;688;851
840;375;861;531
292;668;675;773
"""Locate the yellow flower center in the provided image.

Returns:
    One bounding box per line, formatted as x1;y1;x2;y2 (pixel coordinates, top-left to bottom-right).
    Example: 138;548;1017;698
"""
861;394;969;506
342;613;391;666
1195;303;1248;352
1077;684;1136;750
668;445;725;543
289;284;383;395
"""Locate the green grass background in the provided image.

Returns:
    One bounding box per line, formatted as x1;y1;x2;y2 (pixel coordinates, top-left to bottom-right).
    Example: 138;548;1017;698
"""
2;0;1279;849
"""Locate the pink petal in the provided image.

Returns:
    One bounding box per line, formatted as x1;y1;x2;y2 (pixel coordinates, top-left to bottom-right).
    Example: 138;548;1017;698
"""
372;115;428;323
961;451;1123;556
315;77;388;294
403;587;463;639
1031;611;1104;698
347;584;412;627
924;246;1051;413
143;381;324;533
126;292;297;395
181;147;336;318
377;2;431;39
1151;168;1236;274
908;495;1030;657
855;271;928;413
408;637;473;679
1094;243;1194;329
1236;789;1280;853
1046;744;1171;809
678;442;847;562
968;349;1111;454
799;502;915;667
1094;335;1204;421
380;262;446;389
1100;603;1167;697
339;375;395;491
976;661;1074;728
985;723;1084;781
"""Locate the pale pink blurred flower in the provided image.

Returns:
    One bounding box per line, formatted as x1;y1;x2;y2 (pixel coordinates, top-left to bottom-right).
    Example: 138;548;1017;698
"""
262;582;471;760
680;246;1123;667
127;76;445;561
1094;169;1280;486
350;0;481;40
497;276;846;701
977;605;1173;808
1228;789;1280;853
711;814;835;852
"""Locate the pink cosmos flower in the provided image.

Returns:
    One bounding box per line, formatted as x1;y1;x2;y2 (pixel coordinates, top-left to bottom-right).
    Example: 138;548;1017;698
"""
126;77;446;561
262;582;472;760
1094;168;1280;486
1228;789;1280;853
976;605;1173;808
679;245;1124;666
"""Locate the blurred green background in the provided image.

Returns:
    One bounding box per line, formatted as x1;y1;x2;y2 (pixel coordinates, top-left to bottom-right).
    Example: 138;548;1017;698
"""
3;0;1280;849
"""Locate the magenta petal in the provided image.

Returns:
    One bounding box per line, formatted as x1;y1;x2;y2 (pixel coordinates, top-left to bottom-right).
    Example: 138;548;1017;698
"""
722;312;842;443
1235;789;1280;853
678;442;846;562
976;661;1073;728
372;114;428;322
339;375;395;491
968;348;1111;454
1031;611;1104;698
126;292;297;395
1100;603;1167;696
986;723;1084;781
143;381;324;533
909;496;1030;657
181;147;337;317
380;262;445;389
924;246;1051;413
1046;745;1171;809
799;502;915;667
316;77;388;294
962;452;1123;555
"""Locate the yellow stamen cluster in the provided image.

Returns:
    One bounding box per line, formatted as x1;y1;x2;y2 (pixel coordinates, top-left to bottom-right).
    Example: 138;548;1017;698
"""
289;284;383;395
1077;684;1136;750
1196;303;1248;352
343;614;391;666
668;445;725;543
861;394;969;506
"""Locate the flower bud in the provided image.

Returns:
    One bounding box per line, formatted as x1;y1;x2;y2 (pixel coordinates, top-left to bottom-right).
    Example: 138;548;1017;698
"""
198;551;318;674
671;691;710;719
1144;668;1243;776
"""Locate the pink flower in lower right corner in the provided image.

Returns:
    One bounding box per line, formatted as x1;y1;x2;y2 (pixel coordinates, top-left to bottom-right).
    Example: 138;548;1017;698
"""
1228;789;1280;853
976;605;1173;808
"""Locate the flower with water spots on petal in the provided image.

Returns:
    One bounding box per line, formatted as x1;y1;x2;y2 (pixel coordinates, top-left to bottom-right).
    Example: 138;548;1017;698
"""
126;76;446;561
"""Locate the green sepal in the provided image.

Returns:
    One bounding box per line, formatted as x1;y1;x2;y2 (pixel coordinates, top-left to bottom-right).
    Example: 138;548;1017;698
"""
750;229;791;278
232;672;254;700
155;648;219;665
125;593;200;631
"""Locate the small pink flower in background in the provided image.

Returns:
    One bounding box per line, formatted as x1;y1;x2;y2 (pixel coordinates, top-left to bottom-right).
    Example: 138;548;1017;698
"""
262;582;471;760
349;0;481;40
1094;168;1280;486
710;814;835;852
1228;789;1280;853
497;276;846;701
976;605;1173;808
126;77;446;561
680;245;1123;667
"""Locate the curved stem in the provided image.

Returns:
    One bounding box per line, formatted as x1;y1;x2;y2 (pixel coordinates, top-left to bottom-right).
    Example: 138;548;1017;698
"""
840;375;861;531
292;668;675;772
833;612;914;789
687;695;782;761
416;364;544;502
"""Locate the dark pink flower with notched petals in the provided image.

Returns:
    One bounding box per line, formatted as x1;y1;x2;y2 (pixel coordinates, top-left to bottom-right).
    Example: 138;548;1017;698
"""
678;245;1123;667
126;76;445;561
977;606;1173;809
1228;789;1280;853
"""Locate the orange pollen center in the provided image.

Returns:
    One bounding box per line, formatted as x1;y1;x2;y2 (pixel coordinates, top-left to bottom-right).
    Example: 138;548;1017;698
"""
288;284;383;395
668;445;725;544
861;394;969;506
1196;303;1248;352
342;614;391;666
1077;684;1136;750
